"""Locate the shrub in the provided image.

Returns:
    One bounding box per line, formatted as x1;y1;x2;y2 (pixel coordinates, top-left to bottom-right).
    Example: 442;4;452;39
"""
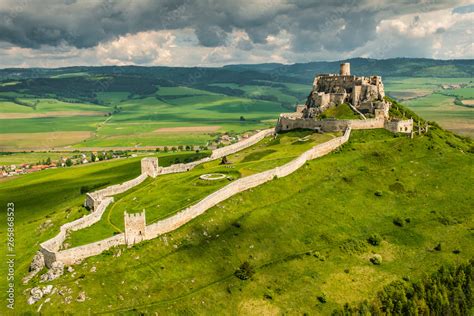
434;243;442;251
367;233;382;246
232;221;241;228
317;294;327;303
389;182;405;193
374;190;383;197
370;254;382;265
234;261;255;280
393;217;404;227
340;239;368;254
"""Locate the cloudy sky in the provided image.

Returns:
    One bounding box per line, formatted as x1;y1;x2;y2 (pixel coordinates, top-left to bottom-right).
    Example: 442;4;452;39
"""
0;0;472;68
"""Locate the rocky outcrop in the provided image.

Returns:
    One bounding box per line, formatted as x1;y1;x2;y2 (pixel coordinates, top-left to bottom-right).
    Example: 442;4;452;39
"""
39;261;64;282
27;285;53;305
22;251;45;284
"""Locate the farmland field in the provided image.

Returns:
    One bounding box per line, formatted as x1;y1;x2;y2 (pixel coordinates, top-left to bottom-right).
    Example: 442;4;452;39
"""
384;77;474;137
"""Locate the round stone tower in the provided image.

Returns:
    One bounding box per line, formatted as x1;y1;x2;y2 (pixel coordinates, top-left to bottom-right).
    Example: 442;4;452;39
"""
340;62;350;76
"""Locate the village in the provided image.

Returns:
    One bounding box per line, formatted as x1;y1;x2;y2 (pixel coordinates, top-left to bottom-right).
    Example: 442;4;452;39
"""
0;132;244;178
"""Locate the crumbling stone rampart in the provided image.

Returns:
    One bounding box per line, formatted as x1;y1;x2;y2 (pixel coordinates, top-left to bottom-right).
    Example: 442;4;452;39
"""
144;128;351;240
34;128;276;270
277;116;413;134
35;127;350;268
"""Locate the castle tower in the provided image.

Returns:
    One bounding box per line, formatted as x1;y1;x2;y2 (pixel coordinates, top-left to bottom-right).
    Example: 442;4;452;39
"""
340;62;350;76
124;211;146;246
141;157;160;178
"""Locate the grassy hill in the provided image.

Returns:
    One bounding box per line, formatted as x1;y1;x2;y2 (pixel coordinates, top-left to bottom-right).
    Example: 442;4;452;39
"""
1;108;472;313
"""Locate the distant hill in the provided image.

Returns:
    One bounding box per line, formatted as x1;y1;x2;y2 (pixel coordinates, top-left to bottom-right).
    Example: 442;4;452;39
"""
225;58;474;81
1;58;473;84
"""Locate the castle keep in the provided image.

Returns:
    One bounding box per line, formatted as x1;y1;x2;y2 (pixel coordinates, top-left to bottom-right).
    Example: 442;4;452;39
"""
303;62;389;118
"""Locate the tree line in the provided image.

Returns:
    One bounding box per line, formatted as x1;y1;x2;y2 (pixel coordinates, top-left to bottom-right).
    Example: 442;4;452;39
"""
332;259;473;315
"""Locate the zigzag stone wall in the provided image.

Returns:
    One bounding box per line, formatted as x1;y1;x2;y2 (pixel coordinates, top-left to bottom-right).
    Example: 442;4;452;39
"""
36;128;275;268
211;129;275;159
35;115;414;270
144;128;351;241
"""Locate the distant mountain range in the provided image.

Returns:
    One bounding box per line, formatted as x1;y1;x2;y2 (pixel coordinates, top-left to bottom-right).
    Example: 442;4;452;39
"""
225;58;474;80
1;58;473;84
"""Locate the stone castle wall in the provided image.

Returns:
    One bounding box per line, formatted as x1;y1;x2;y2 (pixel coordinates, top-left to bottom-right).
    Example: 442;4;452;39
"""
385;119;414;133
277;116;412;134
36;128;277;269
39;197;115;267
124;211;146;245
211;129;275;159
141;157;160;178
55;234;125;266
145;128;351;240
36;117;412;270
91;173;148;201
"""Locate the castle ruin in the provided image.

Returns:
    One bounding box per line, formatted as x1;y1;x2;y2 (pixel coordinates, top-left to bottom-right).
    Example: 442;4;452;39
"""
302;62;389;118
277;63;412;134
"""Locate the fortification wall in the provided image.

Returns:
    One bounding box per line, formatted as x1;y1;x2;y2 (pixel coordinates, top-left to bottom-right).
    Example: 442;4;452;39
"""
277;116;385;132
384;119;413;134
145;128;351;240
92;173;148;198
39;197;114;265
37;129;277;268
211;129;274;159
141;157;160;178
84;193;100;210
55;234;125;266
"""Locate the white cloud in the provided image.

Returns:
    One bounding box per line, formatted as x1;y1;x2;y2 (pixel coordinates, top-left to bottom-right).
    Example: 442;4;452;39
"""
353;8;474;59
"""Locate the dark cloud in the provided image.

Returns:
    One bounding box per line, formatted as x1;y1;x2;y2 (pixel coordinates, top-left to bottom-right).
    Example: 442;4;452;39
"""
0;0;463;51
0;0;470;67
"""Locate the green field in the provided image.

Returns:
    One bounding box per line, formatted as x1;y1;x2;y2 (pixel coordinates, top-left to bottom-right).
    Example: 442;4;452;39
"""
1;118;472;314
384;77;474;137
0;152;66;166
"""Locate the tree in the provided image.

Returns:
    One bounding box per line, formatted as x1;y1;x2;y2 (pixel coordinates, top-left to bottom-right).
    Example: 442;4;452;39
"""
368;233;382;246
240;115;246;121
45;157;51;165
91;152;96;162
65;158;73;167
234;261;255;280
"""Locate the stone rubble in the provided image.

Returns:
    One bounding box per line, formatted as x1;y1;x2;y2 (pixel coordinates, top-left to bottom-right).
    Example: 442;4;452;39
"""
40;261;64;282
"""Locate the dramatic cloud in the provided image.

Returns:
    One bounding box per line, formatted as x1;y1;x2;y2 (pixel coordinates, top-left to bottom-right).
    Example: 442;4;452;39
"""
0;0;472;67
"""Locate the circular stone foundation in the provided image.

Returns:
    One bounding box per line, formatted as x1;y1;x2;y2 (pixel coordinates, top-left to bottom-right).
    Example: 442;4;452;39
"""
199;173;227;181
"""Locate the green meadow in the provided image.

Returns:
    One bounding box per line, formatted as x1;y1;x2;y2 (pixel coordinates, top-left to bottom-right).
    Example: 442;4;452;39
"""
384;77;474;137
1;122;472;314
